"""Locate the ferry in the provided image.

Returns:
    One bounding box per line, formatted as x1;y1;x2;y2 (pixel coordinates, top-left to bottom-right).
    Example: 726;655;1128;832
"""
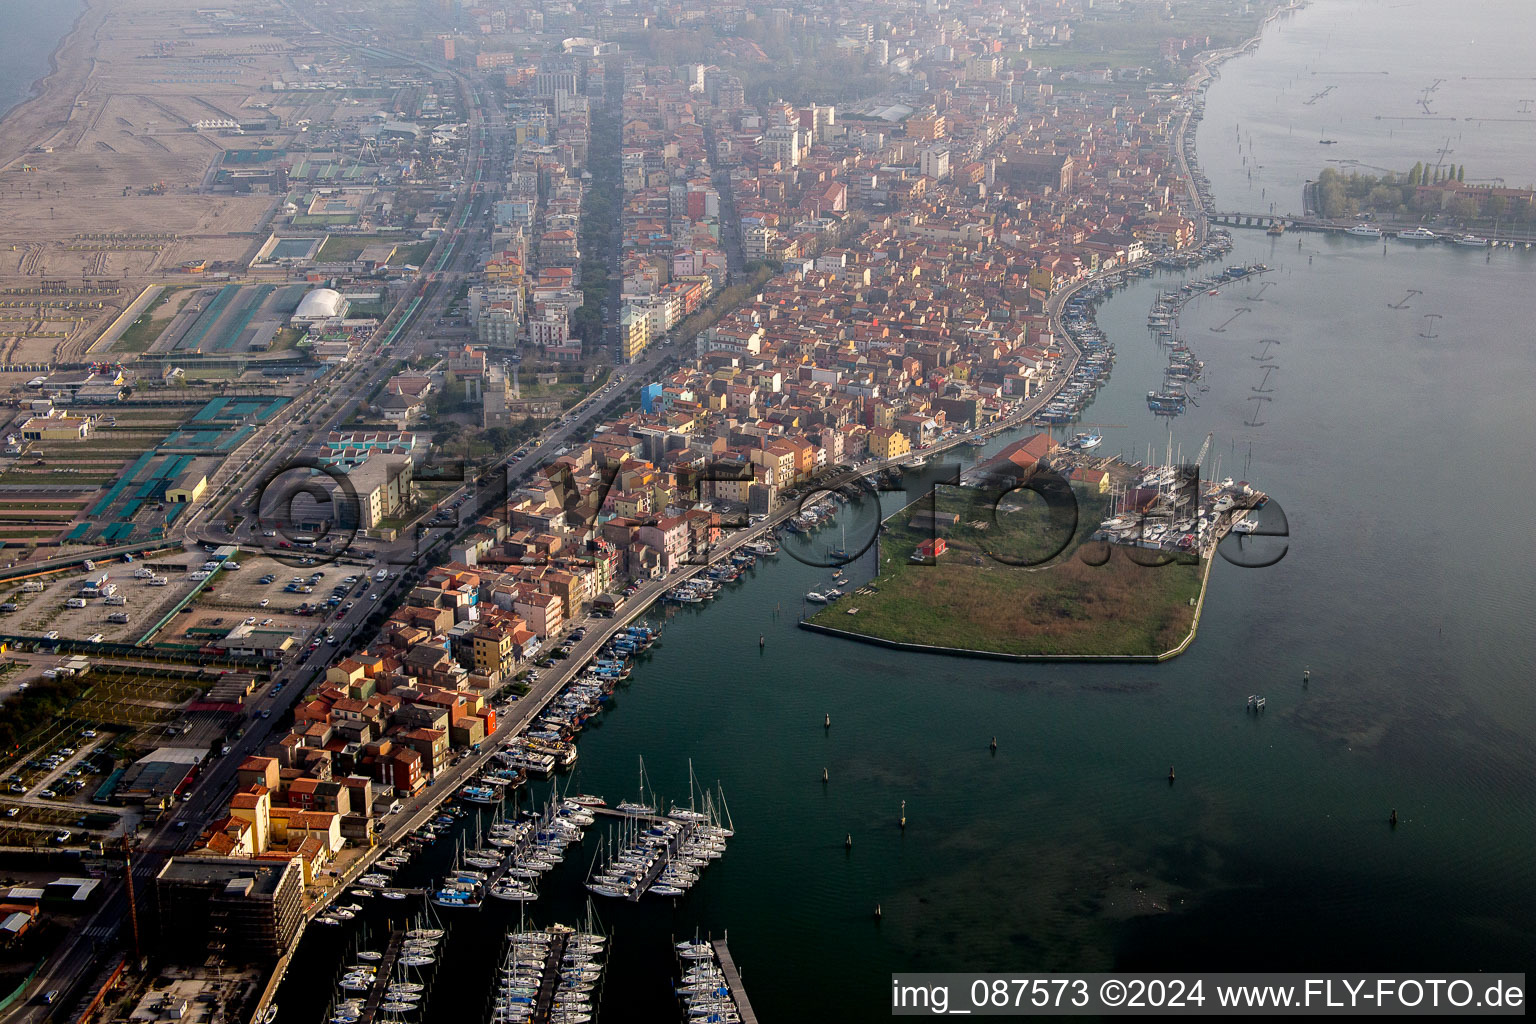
1396;227;1438;242
1454;234;1489;247
1069;432;1103;451
1344;223;1382;238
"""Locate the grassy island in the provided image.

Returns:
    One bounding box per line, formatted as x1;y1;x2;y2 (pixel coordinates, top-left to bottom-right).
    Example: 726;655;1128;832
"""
804;482;1206;659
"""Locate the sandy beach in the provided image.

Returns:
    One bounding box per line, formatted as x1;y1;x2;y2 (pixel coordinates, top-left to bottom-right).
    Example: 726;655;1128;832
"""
0;0;104;173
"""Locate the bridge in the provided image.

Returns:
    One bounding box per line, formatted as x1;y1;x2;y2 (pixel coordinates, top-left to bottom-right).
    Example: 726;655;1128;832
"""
1209;211;1536;245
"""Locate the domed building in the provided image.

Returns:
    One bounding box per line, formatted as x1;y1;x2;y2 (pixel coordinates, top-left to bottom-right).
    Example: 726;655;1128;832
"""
291;287;349;323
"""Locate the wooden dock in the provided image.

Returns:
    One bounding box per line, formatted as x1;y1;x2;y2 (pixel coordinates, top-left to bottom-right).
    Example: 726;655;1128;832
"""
710;939;758;1024
530;930;571;1024
355;929;404;1024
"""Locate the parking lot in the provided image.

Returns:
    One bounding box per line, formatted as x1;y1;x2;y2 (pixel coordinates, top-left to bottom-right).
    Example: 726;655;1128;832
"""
181;554;391;632
0;551;211;645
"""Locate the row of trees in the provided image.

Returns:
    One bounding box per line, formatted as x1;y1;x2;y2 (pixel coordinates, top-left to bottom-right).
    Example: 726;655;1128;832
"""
1406;162;1464;186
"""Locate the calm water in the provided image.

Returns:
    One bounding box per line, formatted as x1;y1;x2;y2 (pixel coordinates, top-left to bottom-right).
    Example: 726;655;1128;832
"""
1204;0;1536;217
0;0;83;120
277;2;1536;1019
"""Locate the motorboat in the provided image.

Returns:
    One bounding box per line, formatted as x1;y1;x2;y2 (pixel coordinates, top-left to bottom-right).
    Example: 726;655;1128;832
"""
1396;227;1437;241
1454;234;1489;247
1069;431;1103;451
1345;223;1382;238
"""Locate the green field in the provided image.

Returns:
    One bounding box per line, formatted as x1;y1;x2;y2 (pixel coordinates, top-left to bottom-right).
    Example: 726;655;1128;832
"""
391;240;435;267
807;483;1203;658
317;233;412;262
112;285;192;353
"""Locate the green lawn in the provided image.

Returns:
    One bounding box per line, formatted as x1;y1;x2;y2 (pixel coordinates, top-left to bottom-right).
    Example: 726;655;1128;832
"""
112;286;192;353
269;327;305;351
316;236;367;262
391;241;435;267
808;484;1203;658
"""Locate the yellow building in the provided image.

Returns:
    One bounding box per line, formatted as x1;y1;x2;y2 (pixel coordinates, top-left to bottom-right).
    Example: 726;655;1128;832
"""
619;307;651;363
470;621;514;675
20;412;93;441
870;427;911;460
166;466;208;504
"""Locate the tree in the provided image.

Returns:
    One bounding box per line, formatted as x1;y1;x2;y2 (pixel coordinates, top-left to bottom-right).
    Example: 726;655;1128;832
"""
1457;164;1465;182
1408;162;1423;187
1448;196;1480;221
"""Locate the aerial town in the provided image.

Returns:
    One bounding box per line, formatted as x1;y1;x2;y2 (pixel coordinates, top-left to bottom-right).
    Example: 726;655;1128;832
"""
0;0;1448;1019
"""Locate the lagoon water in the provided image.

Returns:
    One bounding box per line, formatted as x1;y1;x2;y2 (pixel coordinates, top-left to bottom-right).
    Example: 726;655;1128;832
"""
278;1;1536;1018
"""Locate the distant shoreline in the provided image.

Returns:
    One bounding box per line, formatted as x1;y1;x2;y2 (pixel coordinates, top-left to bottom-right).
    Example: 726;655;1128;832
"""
0;0;97;172
0;0;87;123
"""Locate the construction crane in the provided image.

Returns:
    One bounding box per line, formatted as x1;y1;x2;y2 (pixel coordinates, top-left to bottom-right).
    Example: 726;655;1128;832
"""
1193;430;1213;478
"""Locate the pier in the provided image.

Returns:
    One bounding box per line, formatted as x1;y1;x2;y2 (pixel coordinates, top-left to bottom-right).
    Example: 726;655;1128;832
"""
710;939;759;1024
355;929;404;1024
529;929;572;1023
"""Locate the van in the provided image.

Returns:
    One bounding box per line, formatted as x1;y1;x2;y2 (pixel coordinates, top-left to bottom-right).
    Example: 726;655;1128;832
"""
66;597;87;608
107;613;130;624
105;595;127;606
22;581;44;593
42;990;59;1005
149;577;168;586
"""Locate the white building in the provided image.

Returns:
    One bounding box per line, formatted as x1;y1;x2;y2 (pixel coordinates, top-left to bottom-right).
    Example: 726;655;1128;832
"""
291;288;349;324
919;144;951;181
